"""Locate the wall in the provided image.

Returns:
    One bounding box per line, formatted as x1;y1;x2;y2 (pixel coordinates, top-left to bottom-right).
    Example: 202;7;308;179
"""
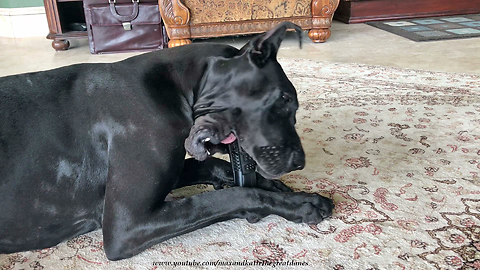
0;0;44;8
0;0;47;38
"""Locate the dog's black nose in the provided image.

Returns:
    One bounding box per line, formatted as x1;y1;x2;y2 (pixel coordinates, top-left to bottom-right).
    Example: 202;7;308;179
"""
289;150;305;171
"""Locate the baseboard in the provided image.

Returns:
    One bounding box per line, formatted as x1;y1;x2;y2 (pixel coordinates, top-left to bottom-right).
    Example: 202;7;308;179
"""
0;7;48;38
334;0;480;23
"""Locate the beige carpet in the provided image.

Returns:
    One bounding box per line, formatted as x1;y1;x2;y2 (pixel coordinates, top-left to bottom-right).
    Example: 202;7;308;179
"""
1;58;480;270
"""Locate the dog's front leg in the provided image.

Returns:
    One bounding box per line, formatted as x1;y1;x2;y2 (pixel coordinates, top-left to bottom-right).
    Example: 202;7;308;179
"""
174;157;235;189
174;157;292;192
103;185;333;260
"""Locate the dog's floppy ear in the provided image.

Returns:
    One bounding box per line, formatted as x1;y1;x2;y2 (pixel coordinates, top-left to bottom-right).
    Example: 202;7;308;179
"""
240;22;302;66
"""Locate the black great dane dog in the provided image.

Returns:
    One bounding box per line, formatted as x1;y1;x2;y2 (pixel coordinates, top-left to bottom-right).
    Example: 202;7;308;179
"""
0;22;333;260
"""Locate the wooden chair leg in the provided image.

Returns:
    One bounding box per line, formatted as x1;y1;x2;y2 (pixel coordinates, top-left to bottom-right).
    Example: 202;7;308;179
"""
309;0;340;43
159;0;192;47
168;38;192;48
308;28;331;43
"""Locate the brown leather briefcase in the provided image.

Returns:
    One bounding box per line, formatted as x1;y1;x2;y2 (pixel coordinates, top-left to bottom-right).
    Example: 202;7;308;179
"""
83;0;168;54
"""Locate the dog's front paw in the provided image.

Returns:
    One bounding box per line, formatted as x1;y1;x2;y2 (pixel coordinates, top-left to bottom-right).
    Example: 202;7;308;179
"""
289;192;334;225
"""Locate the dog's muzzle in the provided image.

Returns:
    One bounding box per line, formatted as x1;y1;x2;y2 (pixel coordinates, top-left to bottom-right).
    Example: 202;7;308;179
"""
255;145;305;176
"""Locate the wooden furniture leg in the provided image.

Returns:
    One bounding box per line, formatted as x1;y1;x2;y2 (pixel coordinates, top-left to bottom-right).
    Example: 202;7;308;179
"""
52;40;70;51
159;0;192;47
309;0;340;42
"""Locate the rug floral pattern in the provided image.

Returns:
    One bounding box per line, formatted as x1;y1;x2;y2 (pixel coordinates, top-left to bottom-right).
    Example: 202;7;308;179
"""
1;59;480;269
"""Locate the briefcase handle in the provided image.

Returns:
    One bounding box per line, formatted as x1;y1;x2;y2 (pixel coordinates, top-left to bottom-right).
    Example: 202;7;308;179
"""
109;0;140;23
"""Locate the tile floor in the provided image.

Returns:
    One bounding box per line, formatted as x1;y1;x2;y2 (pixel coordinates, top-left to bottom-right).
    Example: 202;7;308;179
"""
1;21;479;77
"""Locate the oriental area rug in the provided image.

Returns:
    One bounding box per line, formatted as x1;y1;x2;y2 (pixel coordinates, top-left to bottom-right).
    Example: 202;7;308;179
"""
1;58;480;270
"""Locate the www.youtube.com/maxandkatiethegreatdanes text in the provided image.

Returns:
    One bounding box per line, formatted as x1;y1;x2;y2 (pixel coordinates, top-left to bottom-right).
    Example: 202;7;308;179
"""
152;260;309;268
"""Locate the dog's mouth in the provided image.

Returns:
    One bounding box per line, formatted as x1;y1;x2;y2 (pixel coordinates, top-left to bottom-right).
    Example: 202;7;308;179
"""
202;132;236;145
220;133;236;144
256;164;285;179
202;132;237;156
202;132;289;179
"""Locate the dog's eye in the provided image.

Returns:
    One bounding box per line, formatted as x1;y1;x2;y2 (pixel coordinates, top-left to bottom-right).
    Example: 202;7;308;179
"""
282;93;293;103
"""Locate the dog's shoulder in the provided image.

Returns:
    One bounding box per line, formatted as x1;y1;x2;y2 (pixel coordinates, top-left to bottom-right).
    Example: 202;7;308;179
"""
121;43;240;67
163;42;240;58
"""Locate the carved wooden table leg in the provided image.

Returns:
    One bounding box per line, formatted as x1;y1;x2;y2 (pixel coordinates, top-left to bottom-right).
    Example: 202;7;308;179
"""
309;0;340;43
52;40;70;51
159;0;192;48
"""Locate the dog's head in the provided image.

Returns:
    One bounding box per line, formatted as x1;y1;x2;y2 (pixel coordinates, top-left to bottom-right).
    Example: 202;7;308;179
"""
185;22;305;179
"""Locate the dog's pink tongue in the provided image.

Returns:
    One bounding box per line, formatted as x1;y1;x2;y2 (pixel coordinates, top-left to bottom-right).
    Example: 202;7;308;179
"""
221;133;237;144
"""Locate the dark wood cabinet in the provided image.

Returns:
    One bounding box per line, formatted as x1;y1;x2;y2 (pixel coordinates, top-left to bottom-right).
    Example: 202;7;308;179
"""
334;0;480;24
44;0;87;50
